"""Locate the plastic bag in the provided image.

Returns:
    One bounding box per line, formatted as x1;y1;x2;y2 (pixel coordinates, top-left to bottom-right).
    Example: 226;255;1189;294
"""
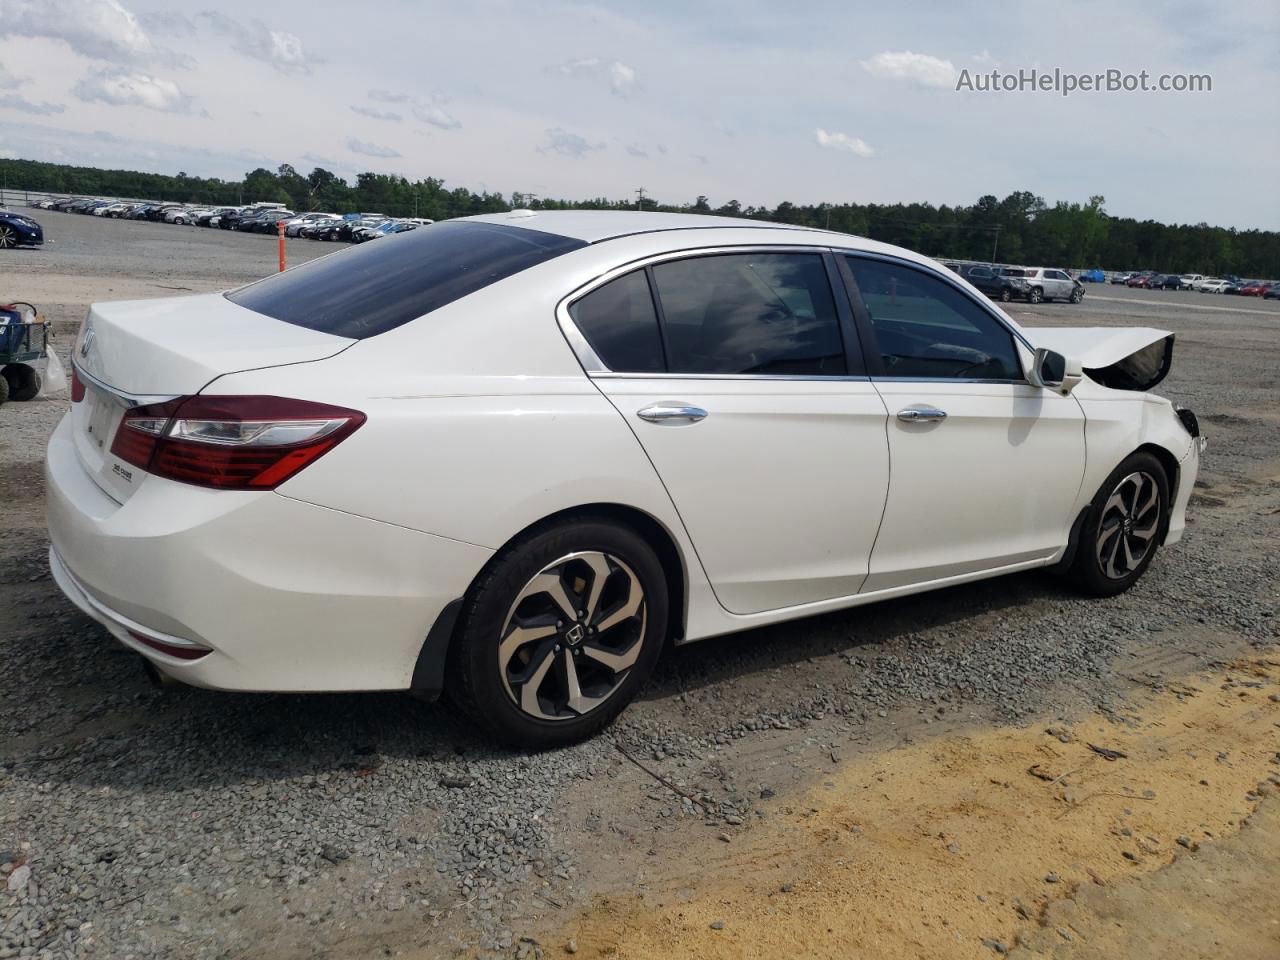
41;347;68;398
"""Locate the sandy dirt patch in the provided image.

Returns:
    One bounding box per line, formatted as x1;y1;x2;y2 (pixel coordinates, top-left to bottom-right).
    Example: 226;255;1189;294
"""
547;659;1280;959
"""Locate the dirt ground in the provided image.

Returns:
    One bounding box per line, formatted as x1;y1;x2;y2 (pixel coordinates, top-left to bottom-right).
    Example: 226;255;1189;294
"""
541;659;1280;959
1;209;1277;959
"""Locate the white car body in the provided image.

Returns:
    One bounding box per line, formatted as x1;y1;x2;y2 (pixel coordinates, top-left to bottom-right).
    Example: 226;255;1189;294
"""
1198;279;1230;293
46;212;1201;716
1179;274;1205;290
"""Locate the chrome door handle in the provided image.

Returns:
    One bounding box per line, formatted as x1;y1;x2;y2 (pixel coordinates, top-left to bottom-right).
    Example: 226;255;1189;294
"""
897;406;948;423
637;402;708;424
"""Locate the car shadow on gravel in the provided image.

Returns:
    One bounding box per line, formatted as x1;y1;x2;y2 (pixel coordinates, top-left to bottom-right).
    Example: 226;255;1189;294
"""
10;563;1078;794
646;568;1080;697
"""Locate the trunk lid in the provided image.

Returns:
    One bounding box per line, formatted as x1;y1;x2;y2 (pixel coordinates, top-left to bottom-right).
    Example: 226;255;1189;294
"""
71;293;354;503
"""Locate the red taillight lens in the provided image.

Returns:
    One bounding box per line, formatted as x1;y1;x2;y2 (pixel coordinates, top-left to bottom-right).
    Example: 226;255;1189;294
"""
127;630;212;660
109;395;365;491
71;367;86;403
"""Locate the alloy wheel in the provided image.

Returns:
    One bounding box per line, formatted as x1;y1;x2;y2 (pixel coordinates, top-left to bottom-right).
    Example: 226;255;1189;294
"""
0;226;16;249
1096;471;1160;579
498;551;646;721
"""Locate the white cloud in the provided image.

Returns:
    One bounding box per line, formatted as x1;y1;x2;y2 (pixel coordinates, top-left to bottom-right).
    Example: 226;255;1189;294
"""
557;57;637;97
412;102;461;130
625;142;648;158
542;128;604;158
198;11;308;72
860;50;957;88
369;89;410;104
0;92;65;115
73;67;190;111
351;104;402;122
972;50;998;67
0;0;155;62
0;62;22;89
346;137;400;159
814;128;875;157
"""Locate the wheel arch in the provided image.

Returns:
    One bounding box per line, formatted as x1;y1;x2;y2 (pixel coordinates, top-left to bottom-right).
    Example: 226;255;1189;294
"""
1134;442;1180;544
412;501;689;699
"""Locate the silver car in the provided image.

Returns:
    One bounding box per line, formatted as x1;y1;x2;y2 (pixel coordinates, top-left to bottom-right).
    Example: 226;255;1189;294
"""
1022;268;1084;304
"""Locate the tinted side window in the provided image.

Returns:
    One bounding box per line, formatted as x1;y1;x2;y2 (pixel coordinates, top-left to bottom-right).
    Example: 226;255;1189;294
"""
228;221;586;339
844;257;1022;380
650;253;846;375
568;270;665;373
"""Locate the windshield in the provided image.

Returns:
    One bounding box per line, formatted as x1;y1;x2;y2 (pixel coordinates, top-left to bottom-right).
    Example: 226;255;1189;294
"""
227;220;586;339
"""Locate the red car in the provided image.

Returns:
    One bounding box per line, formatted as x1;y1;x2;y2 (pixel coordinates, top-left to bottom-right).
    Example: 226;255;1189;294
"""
1128;274;1155;288
1238;281;1271;296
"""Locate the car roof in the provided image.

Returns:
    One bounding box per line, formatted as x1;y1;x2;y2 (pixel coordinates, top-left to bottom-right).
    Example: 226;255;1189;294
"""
460;209;824;244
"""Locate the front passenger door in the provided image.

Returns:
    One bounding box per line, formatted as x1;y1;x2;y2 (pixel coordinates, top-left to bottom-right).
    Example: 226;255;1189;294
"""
840;255;1086;593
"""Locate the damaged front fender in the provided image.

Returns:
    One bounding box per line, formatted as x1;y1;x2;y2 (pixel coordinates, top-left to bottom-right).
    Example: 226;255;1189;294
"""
1022;326;1174;391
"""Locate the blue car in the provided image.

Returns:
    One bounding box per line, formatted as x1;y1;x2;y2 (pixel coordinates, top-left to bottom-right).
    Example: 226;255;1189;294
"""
1079;268;1106;283
0;209;44;249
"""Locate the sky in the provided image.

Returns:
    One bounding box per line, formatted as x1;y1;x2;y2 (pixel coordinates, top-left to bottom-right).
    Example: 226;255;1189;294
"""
0;0;1277;229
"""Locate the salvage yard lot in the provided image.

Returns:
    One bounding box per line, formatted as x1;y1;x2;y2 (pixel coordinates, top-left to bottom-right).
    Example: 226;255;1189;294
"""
2;209;1278;959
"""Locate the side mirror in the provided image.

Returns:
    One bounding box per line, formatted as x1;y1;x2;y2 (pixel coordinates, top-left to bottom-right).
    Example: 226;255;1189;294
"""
1026;347;1083;395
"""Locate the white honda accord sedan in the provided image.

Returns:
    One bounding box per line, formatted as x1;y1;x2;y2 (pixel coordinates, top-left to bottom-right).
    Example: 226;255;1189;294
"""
47;211;1203;746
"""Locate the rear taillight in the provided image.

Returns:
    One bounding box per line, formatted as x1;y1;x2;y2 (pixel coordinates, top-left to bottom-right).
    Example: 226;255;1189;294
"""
109;395;365;490
71;367;86;403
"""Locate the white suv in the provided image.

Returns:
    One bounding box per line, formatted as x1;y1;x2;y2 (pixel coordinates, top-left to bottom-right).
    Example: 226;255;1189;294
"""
1022;268;1084;304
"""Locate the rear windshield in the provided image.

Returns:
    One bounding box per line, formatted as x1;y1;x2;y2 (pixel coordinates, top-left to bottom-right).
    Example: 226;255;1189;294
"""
1000;268;1030;277
226;220;586;339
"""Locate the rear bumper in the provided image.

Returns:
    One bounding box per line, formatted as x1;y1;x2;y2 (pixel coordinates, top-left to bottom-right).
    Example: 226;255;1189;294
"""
45;412;491;691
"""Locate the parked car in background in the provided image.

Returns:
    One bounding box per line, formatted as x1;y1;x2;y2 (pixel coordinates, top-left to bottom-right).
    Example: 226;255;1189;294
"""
1238;280;1271;296
0;208;44;248
1111;272;1135;284
283;213;341;237
1177;274;1204;290
1128;273;1155;288
1022;267;1084;303
965;265;1030;302
46;211;1202;746
1199;279;1231;293
1263;283;1280;300
1079;268;1106;283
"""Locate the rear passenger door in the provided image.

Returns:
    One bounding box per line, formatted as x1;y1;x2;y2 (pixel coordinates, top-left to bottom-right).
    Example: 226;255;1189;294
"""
564;250;891;615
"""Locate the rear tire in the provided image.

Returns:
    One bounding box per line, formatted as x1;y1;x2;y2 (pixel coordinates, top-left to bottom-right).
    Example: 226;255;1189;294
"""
0;374;9;406
999;288;1012;303
1071;452;1169;597
1027;286;1043;304
447;517;668;748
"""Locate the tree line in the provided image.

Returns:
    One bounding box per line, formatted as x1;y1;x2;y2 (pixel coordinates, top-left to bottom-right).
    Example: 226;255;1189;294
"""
3;157;1276;277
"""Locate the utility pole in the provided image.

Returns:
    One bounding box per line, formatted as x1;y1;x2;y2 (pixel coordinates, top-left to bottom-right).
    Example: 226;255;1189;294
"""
635;186;647;210
991;224;1001;264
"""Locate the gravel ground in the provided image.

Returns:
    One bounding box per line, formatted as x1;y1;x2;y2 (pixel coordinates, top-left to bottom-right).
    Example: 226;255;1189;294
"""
1;211;1277;958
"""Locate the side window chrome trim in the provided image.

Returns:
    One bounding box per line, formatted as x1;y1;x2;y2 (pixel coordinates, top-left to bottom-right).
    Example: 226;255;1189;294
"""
556;243;845;378
830;247;1035;353
592;372;872;382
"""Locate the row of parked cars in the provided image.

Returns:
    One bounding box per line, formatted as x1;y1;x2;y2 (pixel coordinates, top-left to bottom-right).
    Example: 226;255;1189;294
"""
943;263;1086;304
25;196;433;245
1110;271;1280;296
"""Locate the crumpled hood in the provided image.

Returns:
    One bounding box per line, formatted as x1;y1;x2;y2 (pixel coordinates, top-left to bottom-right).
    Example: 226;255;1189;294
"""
1022;326;1175;391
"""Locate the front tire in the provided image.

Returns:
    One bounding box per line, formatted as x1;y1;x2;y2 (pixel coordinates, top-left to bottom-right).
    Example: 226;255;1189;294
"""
1071;452;1169;597
1027;286;1043;304
1070;287;1084;303
999;287;1013;302
447;518;668;748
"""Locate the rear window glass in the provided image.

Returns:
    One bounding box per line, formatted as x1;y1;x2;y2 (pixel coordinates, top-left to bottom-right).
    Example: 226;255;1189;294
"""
226;221;586;339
